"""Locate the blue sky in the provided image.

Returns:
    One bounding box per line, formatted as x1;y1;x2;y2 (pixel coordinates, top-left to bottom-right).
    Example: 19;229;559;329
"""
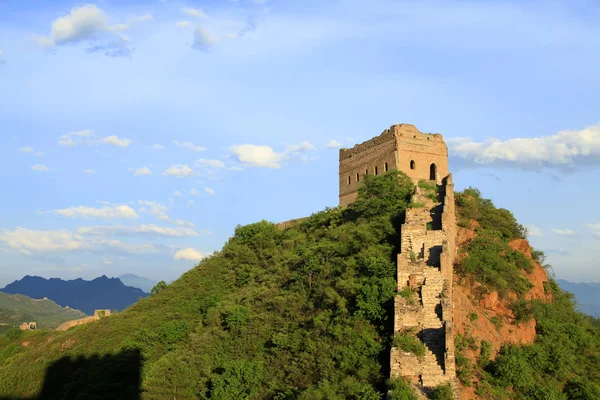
1;0;599;286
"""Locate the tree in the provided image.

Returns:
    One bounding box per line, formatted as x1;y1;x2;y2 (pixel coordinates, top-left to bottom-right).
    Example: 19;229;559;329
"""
151;281;168;296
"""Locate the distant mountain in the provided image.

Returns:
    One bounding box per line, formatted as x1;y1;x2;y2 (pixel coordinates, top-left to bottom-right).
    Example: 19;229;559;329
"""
557;279;600;318
0;292;86;333
0;275;149;316
117;273;157;293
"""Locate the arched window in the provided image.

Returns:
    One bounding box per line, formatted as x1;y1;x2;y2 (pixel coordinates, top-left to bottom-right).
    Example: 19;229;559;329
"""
375;166;378;175
356;173;360;182
385;162;388;172
410;160;415;170
348;176;351;185
430;163;437;180
365;169;368;176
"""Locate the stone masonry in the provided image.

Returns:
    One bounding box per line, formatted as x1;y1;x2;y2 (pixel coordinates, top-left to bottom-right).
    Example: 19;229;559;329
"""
390;175;457;397
339;124;458;398
339;124;449;207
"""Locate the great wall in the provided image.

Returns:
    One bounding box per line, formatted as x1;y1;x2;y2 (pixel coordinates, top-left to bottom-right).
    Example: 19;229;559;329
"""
339;124;459;397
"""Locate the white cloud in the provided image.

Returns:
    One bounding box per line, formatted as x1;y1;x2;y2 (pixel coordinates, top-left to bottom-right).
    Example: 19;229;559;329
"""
175;21;192;28
174;219;195;228
35;152;44;157
182;7;208;19
326;140;342;149
152;144;165;150
58;130;130;148
526;225;542;237
83;169;96;174
193;25;218;51
187;199;195;206
50;204;139;219
173;190;183;197
230;144;284;168
99;135;132;148
174;247;205;262
137;200;171;222
77;224;200;237
0;228;87;255
32;5;152;51
551;229;574;235
195;158;225;168
102;258;115;265
586;224;600;237
133;166;153;176
172;140;206;152
286;141;316;152
190;188;201;196
230;140;316;168
31;164;49;172
20;146;34;153
163;164;196;177
448;124;600;168
205;187;214;196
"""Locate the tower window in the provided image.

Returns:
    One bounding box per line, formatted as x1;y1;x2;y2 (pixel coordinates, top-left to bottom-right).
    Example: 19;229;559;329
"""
385;162;388;172
430;163;437;180
348;176;351;185
365;169;368;176
410;160;415;170
375;166;378;175
356;173;360;182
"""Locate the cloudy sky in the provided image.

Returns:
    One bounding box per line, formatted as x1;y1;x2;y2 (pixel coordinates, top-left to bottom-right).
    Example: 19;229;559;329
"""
1;0;599;286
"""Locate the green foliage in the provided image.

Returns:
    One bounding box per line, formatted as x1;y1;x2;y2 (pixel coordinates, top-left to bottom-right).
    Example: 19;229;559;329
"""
158;320;189;348
456;230;534;298
430;383;453;400
393;329;426;357
456;187;526;239
209;360;263;400
511;299;534;324
490;316;503;329
0;170;416;399
468;312;478;322
387;378;418;400
150;281;168;296
478;340;492;368
409;251;417;263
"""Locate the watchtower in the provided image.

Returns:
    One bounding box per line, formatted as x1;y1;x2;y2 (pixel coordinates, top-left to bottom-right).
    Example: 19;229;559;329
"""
338;124;449;207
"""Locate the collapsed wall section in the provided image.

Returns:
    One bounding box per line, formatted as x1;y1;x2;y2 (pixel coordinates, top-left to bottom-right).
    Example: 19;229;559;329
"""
391;174;457;394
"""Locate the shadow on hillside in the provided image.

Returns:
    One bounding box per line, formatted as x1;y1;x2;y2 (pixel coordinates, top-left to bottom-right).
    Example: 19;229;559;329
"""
1;348;141;400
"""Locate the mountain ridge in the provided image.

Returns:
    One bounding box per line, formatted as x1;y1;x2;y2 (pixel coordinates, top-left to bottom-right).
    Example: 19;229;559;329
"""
0;275;148;316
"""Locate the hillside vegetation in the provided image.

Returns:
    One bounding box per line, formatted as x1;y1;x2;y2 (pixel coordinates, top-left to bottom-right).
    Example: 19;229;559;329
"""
453;188;600;399
0;292;86;333
0;171;416;399
0;175;599;400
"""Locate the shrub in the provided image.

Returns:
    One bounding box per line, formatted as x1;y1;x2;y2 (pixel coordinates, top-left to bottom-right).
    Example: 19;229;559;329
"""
430;383;453;400
393;329;426;357
468;312;478;322
388;378;418;400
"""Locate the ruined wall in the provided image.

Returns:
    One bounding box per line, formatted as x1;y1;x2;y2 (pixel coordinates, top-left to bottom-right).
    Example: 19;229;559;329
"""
339;129;397;207
56;309;111;331
391;174;458;393
338;124;449;207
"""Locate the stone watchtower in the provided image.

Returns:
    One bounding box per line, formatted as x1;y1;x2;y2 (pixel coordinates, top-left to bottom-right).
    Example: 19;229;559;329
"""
338;124;449;207
340;124;458;397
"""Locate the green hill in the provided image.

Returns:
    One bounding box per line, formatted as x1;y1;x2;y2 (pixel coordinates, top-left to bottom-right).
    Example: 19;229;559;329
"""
0;171;599;400
0;292;86;333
